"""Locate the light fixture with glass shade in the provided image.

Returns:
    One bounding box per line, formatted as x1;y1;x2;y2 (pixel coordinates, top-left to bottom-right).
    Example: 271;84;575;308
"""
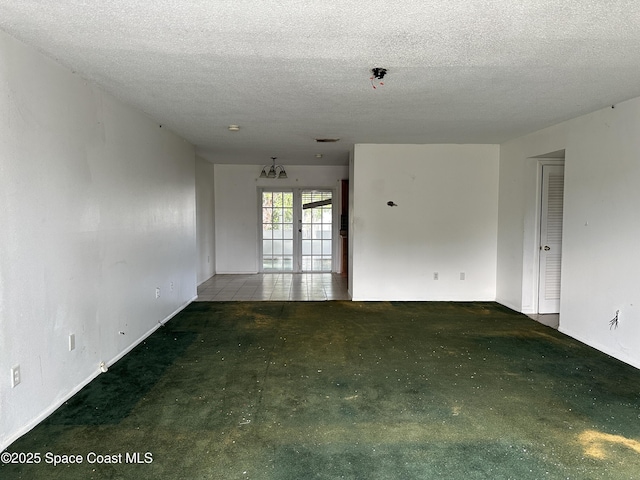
259;157;287;179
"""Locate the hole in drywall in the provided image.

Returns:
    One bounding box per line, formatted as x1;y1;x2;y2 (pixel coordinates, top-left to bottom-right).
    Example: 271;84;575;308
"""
370;67;387;89
371;68;387;79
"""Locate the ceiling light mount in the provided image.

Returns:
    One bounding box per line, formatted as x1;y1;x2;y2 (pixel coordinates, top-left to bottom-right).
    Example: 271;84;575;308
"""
259;156;287;179
372;67;387;80
370;67;387;89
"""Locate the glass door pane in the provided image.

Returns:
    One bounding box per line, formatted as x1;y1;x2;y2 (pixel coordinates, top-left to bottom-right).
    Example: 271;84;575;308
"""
300;190;332;272
262;191;294;271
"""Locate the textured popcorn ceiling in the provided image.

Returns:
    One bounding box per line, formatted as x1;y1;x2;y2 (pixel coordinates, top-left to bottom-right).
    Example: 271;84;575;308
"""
2;1;640;165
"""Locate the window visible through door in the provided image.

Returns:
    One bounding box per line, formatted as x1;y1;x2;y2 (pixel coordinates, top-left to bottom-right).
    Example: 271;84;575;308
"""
261;191;294;271
301;190;332;272
260;189;333;272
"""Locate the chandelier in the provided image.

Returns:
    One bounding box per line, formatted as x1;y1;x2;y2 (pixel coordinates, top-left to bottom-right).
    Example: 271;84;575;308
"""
259;157;287;179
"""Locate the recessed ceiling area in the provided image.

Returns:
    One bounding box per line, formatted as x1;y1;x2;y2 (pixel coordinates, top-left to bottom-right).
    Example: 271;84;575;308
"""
1;1;640;165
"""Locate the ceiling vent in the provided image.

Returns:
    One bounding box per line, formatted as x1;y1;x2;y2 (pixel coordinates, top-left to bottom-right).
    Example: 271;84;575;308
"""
315;138;340;143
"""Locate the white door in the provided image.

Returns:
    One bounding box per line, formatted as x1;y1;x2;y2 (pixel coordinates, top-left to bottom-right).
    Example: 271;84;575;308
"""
538;164;565;314
300;190;333;272
261;191;295;271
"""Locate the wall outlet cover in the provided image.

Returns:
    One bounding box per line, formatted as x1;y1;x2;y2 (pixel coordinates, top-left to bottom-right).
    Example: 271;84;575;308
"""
11;365;20;388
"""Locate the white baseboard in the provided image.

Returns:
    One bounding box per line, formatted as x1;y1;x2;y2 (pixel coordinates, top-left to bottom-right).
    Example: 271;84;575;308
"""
0;296;196;453
495;298;523;313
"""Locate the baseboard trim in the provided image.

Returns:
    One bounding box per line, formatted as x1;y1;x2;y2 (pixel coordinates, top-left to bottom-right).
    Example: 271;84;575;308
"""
198;274;215;287
215;271;259;275
104;296;196;369
1;369;100;452
0;296;196;453
558;326;640;371
495;298;522;313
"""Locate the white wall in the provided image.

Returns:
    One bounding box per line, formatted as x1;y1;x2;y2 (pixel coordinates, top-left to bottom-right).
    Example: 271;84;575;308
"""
497;97;640;370
0;31;197;450
196;156;215;284
496;125;568;312
214;164;349;274
351;144;500;301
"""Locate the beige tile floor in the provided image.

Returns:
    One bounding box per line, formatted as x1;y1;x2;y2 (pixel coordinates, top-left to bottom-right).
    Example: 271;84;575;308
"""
196;273;350;301
528;313;560;329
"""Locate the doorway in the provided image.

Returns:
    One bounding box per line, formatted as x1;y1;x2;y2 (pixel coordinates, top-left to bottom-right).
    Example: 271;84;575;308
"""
538;163;565;314
260;189;334;272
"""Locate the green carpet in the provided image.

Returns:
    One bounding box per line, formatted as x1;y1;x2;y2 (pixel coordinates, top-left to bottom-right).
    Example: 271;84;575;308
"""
2;301;640;479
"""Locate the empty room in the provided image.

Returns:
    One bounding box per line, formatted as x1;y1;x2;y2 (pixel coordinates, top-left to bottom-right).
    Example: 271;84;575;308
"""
1;2;640;479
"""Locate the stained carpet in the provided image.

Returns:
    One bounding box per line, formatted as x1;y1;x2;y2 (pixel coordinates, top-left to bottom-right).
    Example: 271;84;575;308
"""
2;301;640;479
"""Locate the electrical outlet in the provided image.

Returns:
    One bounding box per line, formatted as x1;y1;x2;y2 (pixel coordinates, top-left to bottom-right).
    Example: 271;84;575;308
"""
11;365;20;388
433;272;439;280
69;334;75;351
155;287;160;299
170;282;174;291
460;272;466;280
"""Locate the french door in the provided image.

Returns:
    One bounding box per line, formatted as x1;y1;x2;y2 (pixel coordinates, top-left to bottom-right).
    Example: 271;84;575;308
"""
261;191;294;271
261;189;333;272
300;190;333;272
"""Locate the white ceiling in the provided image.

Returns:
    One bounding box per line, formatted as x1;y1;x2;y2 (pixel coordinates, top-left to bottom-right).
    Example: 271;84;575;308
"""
2;1;640;166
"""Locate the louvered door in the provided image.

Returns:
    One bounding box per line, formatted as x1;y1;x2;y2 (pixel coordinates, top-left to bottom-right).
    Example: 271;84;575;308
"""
538;164;565;313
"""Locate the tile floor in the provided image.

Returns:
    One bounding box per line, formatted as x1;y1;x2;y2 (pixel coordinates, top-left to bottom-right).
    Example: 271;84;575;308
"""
196;273;350;301
528;313;560;329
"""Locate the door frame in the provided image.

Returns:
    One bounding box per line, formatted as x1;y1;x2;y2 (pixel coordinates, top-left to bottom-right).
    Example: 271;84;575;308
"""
533;158;565;314
258;187;338;273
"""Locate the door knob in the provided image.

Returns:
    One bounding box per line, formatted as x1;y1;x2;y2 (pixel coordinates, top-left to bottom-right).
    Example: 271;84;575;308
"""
544;245;551;251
